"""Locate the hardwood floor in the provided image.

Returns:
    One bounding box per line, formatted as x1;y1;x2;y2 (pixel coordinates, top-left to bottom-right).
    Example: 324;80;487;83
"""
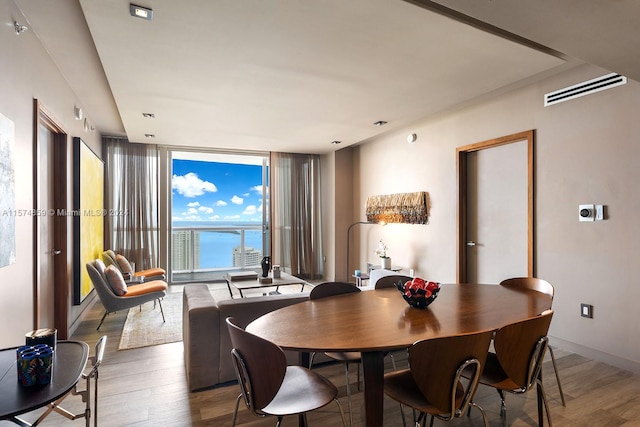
6;286;640;427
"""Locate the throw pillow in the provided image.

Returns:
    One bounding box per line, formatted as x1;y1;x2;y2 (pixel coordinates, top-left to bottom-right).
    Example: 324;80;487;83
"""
116;254;134;274
105;265;128;296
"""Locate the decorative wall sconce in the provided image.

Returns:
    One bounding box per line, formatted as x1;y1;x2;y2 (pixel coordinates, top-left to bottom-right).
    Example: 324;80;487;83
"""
366;191;429;224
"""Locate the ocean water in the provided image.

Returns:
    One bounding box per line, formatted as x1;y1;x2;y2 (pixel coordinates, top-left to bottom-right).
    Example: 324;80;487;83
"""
172;221;264;269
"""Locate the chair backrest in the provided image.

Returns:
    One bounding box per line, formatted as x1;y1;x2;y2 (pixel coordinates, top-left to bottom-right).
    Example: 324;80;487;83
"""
102;250;118;269
500;277;554;300
86;260;120;312
309;282;360;299
85;335;107;379
493;310;554;391
375;274;413;289
226;317;287;414
409;329;494;417
369;268;400;287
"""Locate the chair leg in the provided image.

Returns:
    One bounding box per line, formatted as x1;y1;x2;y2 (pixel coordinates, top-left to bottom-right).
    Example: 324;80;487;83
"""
498;389;507;427
334;397;348;427
96;311;109;331
157;298;166;323
548;346;566;406
345;363;354;427
468;402;490;427
309;352;316;369
387;352;397;370
231;394;242;427
537;378;554;427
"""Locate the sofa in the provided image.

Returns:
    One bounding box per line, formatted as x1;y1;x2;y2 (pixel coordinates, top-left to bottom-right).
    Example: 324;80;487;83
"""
182;284;311;391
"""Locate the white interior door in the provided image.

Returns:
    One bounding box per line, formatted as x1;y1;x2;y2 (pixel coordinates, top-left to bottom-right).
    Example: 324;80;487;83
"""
36;122;55;327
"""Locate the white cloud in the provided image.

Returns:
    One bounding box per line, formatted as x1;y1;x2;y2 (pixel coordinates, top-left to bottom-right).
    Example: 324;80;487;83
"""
243;205;257;215
187;201;200;207
224;214;241;220
199;206;214;214
216;200;228;206
172;172;217;197
231;195;243;205
250;185;262;194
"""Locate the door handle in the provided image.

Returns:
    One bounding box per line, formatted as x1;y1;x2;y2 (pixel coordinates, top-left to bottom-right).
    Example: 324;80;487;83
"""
466;241;477;247
52;249;62;255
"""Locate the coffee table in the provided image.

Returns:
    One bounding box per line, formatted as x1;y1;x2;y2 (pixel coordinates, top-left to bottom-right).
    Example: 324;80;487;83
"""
225;271;309;298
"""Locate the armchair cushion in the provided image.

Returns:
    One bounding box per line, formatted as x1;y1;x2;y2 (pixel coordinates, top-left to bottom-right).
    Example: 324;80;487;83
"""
125;280;168;296
116;254;134;275
105;265;128;296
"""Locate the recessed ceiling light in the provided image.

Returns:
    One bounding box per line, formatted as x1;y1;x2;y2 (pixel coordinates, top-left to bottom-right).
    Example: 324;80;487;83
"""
130;4;153;20
142;112;155;118
331;140;342;145
144;134;155;138
373;120;388;126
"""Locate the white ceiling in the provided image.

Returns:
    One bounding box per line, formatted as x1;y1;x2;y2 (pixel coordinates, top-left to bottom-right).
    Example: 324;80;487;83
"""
14;0;637;154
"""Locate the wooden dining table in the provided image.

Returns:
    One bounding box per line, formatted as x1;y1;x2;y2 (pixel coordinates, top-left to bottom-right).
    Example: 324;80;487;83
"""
246;283;552;427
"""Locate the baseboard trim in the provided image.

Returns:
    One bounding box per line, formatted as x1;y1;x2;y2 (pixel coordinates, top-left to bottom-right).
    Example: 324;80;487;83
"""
550;335;640;374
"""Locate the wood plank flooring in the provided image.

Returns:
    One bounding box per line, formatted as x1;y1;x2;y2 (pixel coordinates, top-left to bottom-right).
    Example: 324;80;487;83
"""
5;285;639;427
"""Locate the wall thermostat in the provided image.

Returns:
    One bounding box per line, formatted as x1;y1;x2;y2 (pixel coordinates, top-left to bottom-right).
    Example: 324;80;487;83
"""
579;204;594;221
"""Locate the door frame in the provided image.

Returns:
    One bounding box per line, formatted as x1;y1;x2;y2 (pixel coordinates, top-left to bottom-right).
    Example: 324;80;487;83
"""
33;99;69;338
456;130;534;282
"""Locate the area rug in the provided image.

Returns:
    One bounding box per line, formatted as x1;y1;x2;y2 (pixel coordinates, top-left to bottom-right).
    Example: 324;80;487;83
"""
118;291;183;350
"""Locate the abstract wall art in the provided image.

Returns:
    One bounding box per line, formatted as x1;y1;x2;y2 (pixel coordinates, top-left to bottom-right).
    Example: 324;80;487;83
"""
0;113;16;268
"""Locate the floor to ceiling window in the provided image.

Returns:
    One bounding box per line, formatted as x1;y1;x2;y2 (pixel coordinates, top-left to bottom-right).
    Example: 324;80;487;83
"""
168;150;269;283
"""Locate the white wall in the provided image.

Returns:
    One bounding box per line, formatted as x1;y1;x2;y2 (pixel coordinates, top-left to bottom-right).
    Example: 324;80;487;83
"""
347;64;640;372
0;1;101;347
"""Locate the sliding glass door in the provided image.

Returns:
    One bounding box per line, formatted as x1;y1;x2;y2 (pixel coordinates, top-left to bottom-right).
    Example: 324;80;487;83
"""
168;150;269;283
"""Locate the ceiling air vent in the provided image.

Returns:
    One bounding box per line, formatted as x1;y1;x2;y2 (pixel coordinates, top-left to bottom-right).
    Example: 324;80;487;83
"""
544;73;626;107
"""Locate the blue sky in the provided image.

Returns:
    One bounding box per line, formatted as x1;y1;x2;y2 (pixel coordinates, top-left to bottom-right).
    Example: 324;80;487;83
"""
171;155;266;223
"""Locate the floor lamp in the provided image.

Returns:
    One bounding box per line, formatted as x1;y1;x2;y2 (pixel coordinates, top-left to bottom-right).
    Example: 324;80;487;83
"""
346;221;384;281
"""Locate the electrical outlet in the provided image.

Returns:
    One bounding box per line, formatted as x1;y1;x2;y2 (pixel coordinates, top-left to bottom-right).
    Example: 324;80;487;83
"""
580;303;593;318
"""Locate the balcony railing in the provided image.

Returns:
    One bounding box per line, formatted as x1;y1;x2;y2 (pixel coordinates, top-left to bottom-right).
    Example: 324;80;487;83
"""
171;224;264;282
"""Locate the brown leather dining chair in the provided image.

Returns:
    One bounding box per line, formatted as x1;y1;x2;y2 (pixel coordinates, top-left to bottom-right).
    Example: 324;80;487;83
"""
384;329;495;427
500;277;565;406
475;310;555;427
226;317;346;427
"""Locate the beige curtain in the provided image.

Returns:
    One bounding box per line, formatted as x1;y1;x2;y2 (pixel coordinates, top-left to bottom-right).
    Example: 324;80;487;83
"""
271;152;323;279
103;138;159;270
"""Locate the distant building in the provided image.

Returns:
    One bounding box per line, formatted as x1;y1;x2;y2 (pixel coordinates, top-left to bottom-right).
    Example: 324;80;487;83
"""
172;230;200;270
233;246;262;268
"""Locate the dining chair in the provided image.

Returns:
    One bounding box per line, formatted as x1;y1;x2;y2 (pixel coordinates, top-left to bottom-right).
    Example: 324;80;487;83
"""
500;277;565;406
475;310;555;427
28;335;107;427
308;282;362;427
374;274;413;289
225;317;346;427
384;329;495;427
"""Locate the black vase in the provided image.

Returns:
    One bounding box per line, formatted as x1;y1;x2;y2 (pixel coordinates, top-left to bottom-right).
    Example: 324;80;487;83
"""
261;256;271;277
